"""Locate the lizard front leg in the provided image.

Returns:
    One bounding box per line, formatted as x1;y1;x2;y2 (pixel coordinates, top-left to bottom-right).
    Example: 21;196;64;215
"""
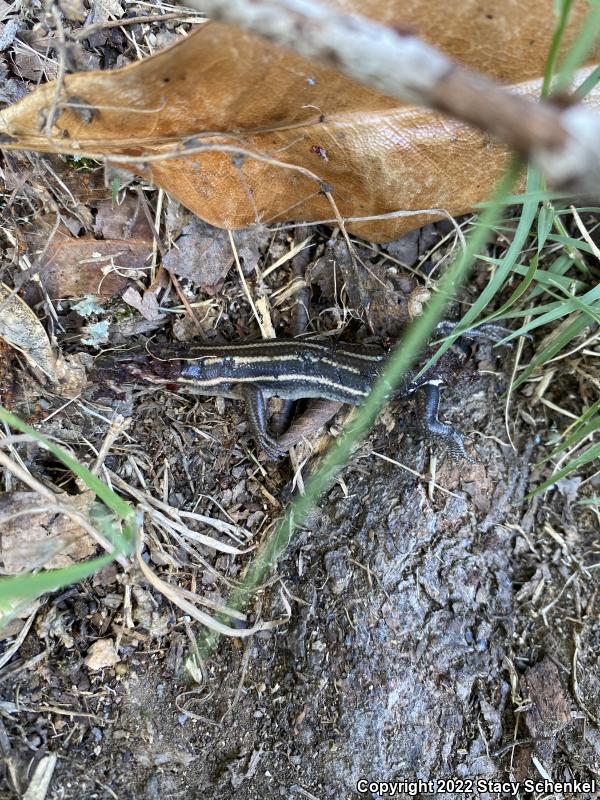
240;385;287;460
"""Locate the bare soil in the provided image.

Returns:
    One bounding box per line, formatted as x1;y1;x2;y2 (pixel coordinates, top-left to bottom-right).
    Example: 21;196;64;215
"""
3;365;600;799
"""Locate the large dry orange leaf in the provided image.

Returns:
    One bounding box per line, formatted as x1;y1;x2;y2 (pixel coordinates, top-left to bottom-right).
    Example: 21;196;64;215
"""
1;1;599;242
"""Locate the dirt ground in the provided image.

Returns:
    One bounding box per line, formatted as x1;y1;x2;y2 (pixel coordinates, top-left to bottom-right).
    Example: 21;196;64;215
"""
2;348;600;800
1;4;600;800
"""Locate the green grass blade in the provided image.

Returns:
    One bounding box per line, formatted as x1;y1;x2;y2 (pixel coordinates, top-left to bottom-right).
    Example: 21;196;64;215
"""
554;0;600;92
576;496;600;506
542;0;575;97
546;232;599;259
474;254;539;322
0;554;114;619
495;283;600;344
512;312;591;389
528;253;586;299
537;203;554;247
540;397;600;460
491;300;571;321
476;190;569;207
576;64;600;96
477;254;587;295
414;161;530;376
527;441;600;498
549;416;600;457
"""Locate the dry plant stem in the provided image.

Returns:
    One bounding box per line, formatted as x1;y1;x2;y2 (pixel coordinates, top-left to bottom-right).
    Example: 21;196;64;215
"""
44;6;67;139
371;451;463;500
72;11;205;40
107;470;251;549
135;188;199;324
180;0;600;194
270;227;313;435
135;540;265;637
90;415;130;477
229;230;269;338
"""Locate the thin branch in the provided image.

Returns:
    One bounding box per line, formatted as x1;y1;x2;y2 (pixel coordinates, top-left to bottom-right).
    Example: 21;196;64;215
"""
72;10;205;41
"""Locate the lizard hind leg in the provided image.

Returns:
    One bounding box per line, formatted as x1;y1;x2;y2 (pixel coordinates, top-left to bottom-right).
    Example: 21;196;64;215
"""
435;319;517;347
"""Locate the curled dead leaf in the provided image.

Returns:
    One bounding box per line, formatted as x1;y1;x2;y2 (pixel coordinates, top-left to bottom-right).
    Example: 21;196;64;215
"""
54;352;89;398
0;282;57;381
0;491;97;572
122;286;164;321
0;2;598;241
0;277;90;395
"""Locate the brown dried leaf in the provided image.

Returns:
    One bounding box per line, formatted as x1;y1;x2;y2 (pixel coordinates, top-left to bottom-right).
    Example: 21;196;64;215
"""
162;219;232;292
25;217;152;300
0;282;57;380
162;220;270;292
0;2;598;242
122;286;164;321
11;44;58;83
0;491;96;572
93;194;147;240
231;226;272;277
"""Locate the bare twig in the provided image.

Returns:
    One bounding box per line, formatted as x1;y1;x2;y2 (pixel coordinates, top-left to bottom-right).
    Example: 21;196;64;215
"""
72;10;205;40
43;5;67;139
